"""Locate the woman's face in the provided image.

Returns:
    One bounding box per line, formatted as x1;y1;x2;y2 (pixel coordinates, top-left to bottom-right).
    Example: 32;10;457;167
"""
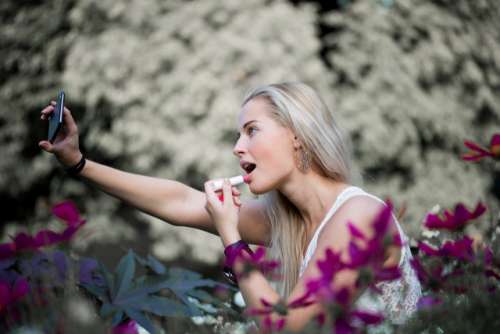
233;97;297;194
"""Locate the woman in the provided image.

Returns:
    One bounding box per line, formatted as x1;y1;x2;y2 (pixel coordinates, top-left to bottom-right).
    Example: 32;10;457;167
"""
39;82;420;331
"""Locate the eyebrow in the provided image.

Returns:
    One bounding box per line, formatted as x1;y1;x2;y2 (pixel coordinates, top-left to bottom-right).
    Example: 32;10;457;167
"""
239;120;257;132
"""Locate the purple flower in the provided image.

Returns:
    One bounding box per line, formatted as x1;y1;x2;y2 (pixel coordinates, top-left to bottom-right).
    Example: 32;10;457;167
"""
418;237;474;261
262;315;286;332
410;257;447;291
417;296;442;310
246;298;287;332
327;288;384;334
52;201;83;225
343;202;402;291
306;248;345;298
462;133;500;161
0;277;29;313
246;293;318;332
78;257;106;287
231;246;281;280
484;246;500;281
424;202;486;231
0;201;86;260
112;319;139;334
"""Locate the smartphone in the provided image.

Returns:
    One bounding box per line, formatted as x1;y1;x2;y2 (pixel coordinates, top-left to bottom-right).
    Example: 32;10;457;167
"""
48;90;65;143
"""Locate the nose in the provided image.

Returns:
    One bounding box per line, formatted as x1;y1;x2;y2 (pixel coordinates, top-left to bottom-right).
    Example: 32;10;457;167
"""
233;136;246;158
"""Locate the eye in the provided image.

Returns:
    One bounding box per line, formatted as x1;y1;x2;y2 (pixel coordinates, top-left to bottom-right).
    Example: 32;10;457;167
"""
247;126;257;136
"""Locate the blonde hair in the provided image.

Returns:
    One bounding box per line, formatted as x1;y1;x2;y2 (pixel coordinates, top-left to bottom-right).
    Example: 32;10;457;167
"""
242;82;354;298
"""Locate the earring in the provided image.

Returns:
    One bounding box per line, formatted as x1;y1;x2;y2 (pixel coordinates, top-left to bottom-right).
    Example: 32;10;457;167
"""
295;147;311;173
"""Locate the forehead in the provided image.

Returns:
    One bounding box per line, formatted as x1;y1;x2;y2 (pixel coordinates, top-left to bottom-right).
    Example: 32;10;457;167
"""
238;97;271;129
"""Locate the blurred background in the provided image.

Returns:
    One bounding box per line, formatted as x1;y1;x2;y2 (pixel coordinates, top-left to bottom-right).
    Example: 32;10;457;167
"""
1;0;499;277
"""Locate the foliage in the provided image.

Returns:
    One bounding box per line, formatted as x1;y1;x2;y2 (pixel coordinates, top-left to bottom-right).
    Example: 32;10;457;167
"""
0;202;240;334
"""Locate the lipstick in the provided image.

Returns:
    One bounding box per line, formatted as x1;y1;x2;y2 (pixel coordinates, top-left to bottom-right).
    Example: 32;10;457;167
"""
212;175;251;192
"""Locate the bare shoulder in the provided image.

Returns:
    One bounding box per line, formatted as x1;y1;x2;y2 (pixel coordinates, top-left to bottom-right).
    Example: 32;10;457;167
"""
238;197;271;246
317;195;396;252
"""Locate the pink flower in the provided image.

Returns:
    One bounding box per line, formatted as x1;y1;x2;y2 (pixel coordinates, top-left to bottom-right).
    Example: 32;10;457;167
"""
305;248;345;299
0;277;29;314
417;296;442;310
52;201;83;226
262;316;286;332
112;319;139;334
418;237;474;261
462;133;500;161
344;202;402;291
410;257;447;291
424;202;486;231
322;288;384;334
230;246;281;280
246;293;318;332
484;246;500;281
0;201;86;260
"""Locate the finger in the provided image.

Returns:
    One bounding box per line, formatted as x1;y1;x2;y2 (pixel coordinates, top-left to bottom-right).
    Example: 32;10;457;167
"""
222;179;232;205
204;181;220;205
50;100;56;105
234;196;242;207
38;140;54;153
232;187;240;195
41;105;54;114
40;106;55;120
63;108;78;135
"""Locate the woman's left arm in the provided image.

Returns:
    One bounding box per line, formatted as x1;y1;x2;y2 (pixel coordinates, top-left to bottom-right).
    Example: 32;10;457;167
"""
204;180;399;332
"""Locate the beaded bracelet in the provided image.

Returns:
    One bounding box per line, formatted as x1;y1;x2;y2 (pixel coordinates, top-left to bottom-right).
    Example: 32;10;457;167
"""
222;240;254;286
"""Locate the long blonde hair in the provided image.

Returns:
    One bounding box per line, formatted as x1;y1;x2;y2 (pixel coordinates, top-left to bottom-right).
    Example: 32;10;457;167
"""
242;82;354;298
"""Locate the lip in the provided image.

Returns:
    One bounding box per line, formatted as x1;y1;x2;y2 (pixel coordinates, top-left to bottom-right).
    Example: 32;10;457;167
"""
239;159;256;173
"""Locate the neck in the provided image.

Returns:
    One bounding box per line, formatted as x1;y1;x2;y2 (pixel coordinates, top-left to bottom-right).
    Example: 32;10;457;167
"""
277;169;349;232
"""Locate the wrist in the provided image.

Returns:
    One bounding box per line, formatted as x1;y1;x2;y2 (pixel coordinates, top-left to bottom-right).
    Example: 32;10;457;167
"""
222;240;254;286
219;227;241;247
65;154;86;177
59;152;83;168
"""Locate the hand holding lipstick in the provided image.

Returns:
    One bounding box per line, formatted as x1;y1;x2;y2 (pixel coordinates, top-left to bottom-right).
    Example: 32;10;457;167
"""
204;178;245;246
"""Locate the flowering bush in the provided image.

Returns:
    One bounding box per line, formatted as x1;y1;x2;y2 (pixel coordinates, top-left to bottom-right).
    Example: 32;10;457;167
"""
0;202;238;334
223;133;500;333
1;133;499;333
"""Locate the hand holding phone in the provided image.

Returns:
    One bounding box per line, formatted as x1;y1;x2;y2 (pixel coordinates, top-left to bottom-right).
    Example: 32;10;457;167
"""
48;91;64;143
39;91;83;168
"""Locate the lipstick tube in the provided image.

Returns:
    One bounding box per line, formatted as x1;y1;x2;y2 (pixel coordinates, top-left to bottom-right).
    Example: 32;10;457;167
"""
211;175;249;192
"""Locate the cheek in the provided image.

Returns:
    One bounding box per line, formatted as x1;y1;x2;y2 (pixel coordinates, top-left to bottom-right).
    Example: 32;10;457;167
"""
251;134;294;171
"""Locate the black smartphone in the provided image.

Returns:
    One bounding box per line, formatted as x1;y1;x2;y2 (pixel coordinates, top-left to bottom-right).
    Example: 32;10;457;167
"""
48;90;65;143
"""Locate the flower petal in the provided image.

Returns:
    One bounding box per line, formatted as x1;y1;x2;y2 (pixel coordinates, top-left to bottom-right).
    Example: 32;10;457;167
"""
52;201;81;226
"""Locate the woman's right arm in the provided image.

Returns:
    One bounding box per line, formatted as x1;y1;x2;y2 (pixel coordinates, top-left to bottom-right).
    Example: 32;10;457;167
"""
78;161;270;244
38;103;270;245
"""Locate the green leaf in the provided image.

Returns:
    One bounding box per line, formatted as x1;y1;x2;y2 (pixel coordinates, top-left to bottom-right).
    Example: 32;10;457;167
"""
111;310;124;326
169;267;202;280
100;303;117;318
174;293;203;317
187;289;218;304
80;283;108;300
99;262;114;302
114;250;136;299
147;254;166;275
161;278;217;291
124;307;157;334
136;295;191;317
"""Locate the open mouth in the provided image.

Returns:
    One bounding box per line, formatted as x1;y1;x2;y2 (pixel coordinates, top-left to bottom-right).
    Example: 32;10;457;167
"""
242;163;257;175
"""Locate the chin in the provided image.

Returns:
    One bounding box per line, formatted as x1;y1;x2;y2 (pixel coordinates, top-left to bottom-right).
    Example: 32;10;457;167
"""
248;179;279;195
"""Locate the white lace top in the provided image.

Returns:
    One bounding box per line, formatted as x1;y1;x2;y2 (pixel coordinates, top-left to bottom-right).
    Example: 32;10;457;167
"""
299;186;421;324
